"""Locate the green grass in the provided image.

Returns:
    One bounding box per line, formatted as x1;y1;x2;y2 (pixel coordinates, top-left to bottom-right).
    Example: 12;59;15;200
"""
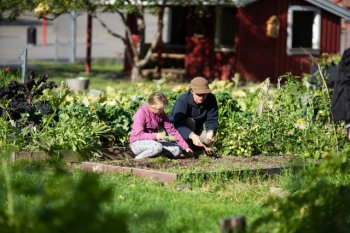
100;172;278;233
28;59;131;90
0;157;285;233
26;60;188;91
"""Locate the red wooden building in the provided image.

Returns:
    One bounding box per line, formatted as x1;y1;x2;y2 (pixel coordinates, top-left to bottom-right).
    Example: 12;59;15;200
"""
125;0;350;82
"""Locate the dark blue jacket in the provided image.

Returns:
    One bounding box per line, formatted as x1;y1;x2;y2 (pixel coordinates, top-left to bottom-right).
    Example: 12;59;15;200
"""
170;91;218;140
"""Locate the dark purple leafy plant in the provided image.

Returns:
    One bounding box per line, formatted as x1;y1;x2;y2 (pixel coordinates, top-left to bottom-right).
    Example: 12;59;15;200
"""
0;71;57;127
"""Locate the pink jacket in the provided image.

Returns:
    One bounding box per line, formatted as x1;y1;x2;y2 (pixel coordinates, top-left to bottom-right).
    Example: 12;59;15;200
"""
129;104;189;150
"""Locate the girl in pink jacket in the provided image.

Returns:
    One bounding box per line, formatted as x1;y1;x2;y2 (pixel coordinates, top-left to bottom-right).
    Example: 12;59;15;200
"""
129;92;193;159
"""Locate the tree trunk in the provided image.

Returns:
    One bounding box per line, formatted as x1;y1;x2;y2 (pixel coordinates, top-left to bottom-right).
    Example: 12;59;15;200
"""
85;13;92;73
131;65;142;82
156;6;164;78
95;6;164;81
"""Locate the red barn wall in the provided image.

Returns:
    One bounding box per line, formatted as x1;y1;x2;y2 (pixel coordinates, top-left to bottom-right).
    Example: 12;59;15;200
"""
236;0;341;82
184;7;215;79
184;7;237;81
124;1;341;82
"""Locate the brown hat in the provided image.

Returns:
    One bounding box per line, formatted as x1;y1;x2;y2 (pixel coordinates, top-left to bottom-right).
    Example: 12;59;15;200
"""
190;77;211;94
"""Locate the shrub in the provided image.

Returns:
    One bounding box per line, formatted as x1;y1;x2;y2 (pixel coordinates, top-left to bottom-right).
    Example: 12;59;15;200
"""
251;152;350;233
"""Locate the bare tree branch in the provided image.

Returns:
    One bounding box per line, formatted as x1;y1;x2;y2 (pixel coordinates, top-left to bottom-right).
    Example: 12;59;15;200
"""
125;25;139;65
94;15;126;43
136;15;145;55
138;6;164;67
116;9;126;23
113;9;138;65
138;32;160;67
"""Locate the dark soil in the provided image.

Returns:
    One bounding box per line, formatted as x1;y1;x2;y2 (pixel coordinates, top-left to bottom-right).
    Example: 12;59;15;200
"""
100;153;304;173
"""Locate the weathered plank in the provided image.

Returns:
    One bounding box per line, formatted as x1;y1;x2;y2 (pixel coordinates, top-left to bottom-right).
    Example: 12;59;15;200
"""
81;162;177;184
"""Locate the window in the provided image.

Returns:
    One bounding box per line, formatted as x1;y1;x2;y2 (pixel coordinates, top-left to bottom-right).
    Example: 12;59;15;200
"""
168;7;187;45
287;6;321;55
215;6;236;52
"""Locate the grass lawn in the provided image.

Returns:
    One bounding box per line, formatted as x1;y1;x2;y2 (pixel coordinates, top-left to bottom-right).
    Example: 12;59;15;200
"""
26;60;188;91
1;157;288;233
102;172;275;233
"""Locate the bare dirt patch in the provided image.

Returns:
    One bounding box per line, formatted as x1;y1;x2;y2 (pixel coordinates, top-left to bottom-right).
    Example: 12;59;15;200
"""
99;154;303;173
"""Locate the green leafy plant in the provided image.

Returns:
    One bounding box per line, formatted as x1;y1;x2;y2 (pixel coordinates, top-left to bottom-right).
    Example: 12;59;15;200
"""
93;104;134;146
0;71;57;128
27;103;113;159
0;153;128;233
0;66;18;87
215;73;343;157
251;152;350;233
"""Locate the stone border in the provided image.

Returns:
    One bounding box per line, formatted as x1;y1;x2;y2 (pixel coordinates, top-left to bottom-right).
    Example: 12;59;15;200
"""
81;162;177;184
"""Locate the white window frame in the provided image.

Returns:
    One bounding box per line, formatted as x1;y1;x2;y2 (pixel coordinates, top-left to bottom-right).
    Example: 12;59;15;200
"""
215;6;235;52
287;5;321;55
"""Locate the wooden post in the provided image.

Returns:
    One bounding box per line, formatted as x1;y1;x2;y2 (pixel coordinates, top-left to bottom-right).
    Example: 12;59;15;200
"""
220;216;246;233
156;6;164;78
42;17;47;46
85;13;92;73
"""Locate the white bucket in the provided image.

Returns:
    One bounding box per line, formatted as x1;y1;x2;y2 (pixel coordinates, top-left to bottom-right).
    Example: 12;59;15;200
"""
65;77;89;91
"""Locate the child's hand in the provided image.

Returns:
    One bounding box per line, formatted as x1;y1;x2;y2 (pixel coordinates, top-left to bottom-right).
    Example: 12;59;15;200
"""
190;133;204;147
166;135;177;142
156;132;166;141
206;131;215;143
185;148;193;154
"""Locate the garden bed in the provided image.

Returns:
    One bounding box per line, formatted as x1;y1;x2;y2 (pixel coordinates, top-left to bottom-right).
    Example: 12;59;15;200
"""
83;152;305;184
12;147;307;184
100;154;300;173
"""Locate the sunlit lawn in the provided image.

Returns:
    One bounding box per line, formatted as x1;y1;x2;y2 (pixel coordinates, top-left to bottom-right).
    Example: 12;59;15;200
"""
27;59;188;91
3;157;286;233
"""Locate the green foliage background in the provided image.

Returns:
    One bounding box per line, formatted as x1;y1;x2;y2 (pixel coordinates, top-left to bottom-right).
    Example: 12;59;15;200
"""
0;57;347;159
